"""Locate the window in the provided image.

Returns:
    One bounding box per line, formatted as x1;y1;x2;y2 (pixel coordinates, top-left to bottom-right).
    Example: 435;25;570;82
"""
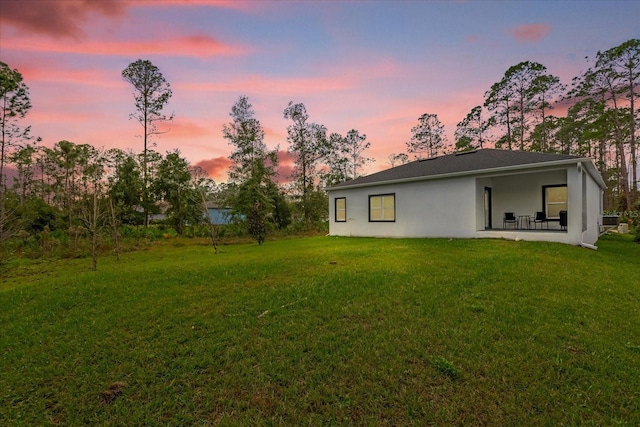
543;185;567;219
369;194;395;222
335;197;346;222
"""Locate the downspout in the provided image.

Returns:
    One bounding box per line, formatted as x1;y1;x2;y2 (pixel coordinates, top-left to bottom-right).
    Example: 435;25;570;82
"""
580;242;598;250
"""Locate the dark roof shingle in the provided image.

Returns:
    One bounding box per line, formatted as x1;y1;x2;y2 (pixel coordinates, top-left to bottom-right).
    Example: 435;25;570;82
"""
329;149;583;189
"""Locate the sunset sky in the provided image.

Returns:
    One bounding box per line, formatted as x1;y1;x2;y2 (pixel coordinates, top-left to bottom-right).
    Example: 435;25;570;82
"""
1;0;639;182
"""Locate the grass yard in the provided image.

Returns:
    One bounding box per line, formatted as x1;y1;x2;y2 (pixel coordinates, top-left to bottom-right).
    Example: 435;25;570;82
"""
1;234;639;425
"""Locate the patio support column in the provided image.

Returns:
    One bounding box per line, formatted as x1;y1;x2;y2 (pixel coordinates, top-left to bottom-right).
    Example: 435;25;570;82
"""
566;164;582;245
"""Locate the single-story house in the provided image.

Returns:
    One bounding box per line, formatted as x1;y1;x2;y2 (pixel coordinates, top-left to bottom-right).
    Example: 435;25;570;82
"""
205;202;233;225
327;149;606;247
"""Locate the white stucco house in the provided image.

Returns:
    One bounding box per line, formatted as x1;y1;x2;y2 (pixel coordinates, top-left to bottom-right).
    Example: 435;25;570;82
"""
327;149;607;247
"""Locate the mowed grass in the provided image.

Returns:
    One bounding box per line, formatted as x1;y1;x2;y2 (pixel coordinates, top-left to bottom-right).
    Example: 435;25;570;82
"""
1;234;639;425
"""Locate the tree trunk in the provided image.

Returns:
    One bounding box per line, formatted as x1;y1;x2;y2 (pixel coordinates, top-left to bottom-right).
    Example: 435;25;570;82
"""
91;230;98;271
628;75;638;203
518;92;526;150
109;198;121;261
201;191;217;254
540;93;547;151
505;96;513;150
0;103;6;241
143;112;149;228
609;98;631;210
0;171;5;244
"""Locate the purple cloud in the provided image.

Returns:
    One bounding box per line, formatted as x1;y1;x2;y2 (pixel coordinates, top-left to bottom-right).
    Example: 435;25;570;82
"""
510;24;549;43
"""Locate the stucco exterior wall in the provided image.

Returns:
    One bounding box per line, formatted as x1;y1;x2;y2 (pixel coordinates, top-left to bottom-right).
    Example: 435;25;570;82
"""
565;165;583;244
582;164;605;246
329;176;476;238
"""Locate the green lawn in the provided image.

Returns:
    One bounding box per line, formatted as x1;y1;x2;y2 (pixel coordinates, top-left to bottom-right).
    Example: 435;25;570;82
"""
1;234;639;425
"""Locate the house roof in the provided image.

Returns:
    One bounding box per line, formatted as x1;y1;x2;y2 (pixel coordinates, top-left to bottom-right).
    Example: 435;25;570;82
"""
328;149;606;190
205;201;231;209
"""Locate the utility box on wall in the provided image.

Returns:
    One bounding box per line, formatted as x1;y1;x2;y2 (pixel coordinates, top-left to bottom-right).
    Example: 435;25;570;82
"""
602;215;620;226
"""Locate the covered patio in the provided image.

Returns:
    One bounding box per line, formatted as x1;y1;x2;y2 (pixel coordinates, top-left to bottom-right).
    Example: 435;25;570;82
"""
473;164;602;246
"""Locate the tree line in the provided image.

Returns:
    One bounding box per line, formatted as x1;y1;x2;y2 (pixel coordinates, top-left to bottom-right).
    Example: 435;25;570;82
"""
397;40;639;212
0;59;376;259
0;39;638;259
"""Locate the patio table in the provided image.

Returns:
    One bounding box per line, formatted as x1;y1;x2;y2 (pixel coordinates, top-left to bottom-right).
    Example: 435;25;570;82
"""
518;215;532;229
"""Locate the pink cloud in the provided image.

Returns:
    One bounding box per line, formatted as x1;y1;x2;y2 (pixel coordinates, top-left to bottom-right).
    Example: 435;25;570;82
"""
194;151;294;184
148;0;260;12
194;157;232;181
0;0;257;40
510;24;549;43
3;33;246;59
176;56;401;97
274;150;295;184
176;74;352;96
0;0;127;38
263;125;287;142
28;109;103;125
164;118;212;140
19;64;119;88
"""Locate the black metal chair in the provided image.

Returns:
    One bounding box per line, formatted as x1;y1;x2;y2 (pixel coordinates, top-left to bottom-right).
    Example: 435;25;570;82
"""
532;211;549;229
503;212;517;229
559;210;567;231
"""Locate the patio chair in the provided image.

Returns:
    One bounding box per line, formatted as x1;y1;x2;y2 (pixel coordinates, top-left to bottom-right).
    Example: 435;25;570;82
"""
532;211;549;229
503;212;517;229
559;210;567;231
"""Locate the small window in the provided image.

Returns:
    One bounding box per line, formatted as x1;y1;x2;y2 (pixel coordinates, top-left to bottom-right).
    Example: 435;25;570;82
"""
369;194;395;222
335;197;346;222
543;185;567;219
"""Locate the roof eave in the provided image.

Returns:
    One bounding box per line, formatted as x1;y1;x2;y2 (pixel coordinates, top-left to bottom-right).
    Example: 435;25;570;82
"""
581;160;607;189
326;158;602;192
